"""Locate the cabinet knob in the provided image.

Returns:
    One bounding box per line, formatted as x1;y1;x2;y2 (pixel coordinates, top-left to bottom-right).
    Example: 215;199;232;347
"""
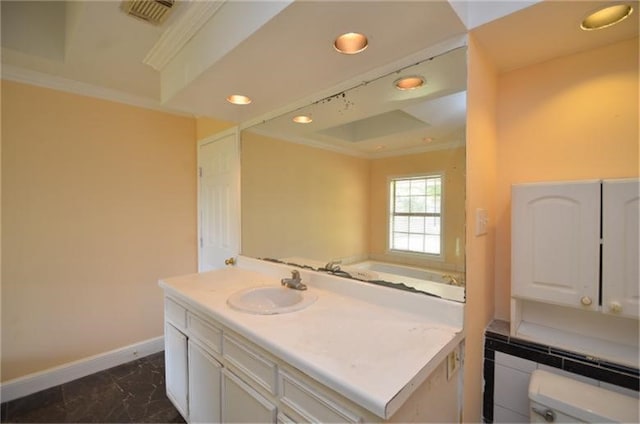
610;302;623;313
580;296;593;306
224;257;236;266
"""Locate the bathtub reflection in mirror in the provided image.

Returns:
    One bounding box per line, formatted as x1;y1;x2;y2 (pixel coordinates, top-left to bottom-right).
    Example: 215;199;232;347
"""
240;46;466;303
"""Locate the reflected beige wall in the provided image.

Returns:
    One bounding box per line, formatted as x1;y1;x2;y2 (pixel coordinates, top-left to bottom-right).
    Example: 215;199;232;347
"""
369;147;465;271
1;81;197;381
494;37;639;320
241;131;370;261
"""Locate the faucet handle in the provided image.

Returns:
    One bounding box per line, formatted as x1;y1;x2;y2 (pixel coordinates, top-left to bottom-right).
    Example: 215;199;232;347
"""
325;260;342;272
281;269;306;290
442;274;465;286
442;274;457;285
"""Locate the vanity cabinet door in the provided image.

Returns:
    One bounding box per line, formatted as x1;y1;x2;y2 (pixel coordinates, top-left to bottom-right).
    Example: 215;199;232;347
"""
279;371;362;423
165;323;189;419
222;368;277;423
602;179;639;319
511;181;601;309
188;340;222;423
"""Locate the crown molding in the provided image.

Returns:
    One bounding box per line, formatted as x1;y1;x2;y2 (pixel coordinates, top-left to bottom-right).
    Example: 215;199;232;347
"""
1;64;193;117
143;0;226;71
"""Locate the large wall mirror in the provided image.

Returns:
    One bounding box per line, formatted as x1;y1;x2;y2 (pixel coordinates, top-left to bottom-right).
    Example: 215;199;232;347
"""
240;46;466;303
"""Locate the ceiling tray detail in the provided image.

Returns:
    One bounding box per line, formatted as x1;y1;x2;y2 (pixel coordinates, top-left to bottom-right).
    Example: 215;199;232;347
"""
316;110;430;143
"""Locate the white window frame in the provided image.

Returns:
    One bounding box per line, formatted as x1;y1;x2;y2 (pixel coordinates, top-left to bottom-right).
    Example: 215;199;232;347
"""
387;173;444;259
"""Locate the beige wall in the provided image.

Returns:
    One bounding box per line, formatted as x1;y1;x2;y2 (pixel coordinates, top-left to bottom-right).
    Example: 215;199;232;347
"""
463;35;499;422
241;131;370;261
493;37;639;320
195;116;235;141
1;81;197;381
369;147;466;271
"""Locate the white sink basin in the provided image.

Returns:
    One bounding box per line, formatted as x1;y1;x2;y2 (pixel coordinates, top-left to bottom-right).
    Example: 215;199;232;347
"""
227;286;318;315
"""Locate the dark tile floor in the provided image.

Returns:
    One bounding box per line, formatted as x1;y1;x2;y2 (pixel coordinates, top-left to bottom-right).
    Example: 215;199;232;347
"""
1;352;185;423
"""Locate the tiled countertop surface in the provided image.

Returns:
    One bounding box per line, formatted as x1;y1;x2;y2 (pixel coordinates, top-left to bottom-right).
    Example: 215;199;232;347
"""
485;320;639;390
484;320;639;423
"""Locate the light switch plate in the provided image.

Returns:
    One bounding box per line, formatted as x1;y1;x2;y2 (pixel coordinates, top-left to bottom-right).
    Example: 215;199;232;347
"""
475;208;488;236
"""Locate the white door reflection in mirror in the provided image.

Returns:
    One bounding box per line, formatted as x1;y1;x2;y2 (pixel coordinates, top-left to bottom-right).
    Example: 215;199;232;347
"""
198;128;241;272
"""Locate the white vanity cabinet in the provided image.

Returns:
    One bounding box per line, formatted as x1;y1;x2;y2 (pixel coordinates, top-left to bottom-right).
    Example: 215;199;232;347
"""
163;295;374;424
165;322;189;417
222;368;277;423
160;263;465;423
512;179;639;317
220;333;278;423
188;340;222;423
164;298;190;418
164;297;224;423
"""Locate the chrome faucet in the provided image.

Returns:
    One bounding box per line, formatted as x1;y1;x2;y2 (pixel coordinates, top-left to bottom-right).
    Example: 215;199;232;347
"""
324;260;342;272
281;270;307;290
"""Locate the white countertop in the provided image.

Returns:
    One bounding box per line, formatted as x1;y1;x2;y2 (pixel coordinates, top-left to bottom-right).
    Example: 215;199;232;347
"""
159;256;465;419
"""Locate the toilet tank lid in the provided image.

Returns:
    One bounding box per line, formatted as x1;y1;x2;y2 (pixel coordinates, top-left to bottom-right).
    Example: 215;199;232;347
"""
529;370;639;423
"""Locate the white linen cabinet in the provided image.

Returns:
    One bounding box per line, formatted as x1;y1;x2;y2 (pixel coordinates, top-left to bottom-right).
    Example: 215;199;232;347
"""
511;180;601;310
510;179;639;366
512;179;639;317
601;179;639;319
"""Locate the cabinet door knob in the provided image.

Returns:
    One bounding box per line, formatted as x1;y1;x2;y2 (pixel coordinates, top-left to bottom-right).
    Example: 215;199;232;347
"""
225;257;236;266
580;296;593;306
610;302;622;313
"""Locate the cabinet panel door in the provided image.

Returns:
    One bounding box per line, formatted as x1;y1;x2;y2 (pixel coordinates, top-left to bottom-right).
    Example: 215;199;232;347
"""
188;340;222;423
279;371;361;423
165;323;188;419
223;335;277;395
222;369;277;423
512;181;600;309
602;179;639;319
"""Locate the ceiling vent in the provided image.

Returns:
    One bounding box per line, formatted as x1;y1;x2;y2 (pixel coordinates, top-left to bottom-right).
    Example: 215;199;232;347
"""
121;0;175;25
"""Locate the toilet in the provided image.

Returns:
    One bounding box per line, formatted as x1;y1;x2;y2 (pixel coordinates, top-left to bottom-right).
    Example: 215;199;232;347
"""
528;369;639;423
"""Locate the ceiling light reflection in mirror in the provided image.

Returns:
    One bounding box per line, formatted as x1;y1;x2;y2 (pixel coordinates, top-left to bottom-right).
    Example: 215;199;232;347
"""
227;94;252;105
252;46;466;158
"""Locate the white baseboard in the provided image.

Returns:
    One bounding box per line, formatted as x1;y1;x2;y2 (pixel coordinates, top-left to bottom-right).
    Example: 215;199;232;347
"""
0;336;164;403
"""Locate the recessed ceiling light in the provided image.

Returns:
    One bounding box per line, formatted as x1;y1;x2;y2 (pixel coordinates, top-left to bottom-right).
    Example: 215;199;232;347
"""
293;115;313;124
226;94;252;105
394;76;425;90
333;32;368;54
581;4;633;30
